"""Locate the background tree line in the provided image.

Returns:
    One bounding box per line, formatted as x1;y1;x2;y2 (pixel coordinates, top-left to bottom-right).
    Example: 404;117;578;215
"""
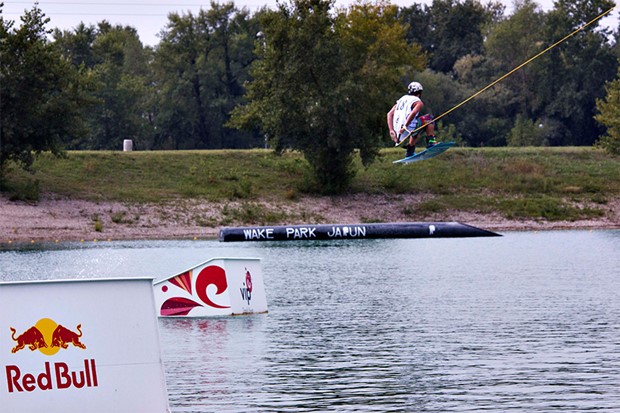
1;0;619;192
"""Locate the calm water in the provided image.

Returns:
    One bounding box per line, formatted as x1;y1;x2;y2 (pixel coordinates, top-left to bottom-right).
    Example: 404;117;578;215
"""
1;230;619;412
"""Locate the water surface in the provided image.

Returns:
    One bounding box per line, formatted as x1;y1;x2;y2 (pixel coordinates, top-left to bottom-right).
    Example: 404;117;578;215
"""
1;230;619;412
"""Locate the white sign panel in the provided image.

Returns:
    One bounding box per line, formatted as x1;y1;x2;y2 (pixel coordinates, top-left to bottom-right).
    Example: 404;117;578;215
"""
0;278;170;413
154;257;267;317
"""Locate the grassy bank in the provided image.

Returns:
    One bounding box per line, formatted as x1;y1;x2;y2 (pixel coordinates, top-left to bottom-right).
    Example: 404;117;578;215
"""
3;147;619;223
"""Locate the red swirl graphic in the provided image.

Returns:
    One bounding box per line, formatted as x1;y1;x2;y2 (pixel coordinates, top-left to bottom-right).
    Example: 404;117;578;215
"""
195;265;230;309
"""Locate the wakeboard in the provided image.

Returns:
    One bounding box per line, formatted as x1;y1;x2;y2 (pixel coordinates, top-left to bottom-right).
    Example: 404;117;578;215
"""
393;142;455;164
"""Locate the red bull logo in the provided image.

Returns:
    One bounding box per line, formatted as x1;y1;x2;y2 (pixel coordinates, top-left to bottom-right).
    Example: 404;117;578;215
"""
9;326;47;354
5;318;98;393
50;324;86;350
10;319;86;355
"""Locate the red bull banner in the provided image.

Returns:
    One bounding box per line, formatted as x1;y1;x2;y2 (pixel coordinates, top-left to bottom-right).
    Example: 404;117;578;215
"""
154;257;267;317
0;278;170;413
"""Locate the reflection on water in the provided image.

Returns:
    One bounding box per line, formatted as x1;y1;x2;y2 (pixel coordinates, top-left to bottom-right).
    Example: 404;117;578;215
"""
159;316;269;412
1;231;620;412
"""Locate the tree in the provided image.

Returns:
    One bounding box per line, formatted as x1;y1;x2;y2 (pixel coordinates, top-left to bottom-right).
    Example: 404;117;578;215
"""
507;114;545;146
0;5;88;178
401;0;503;74
595;63;620;154
399;3;432;55
535;0;617;146
484;0;545;116
53;23;98;68
52;23;155;150
87;24;154;150
434;0;541;146
421;0;617;147
152;2;260;150
230;0;423;193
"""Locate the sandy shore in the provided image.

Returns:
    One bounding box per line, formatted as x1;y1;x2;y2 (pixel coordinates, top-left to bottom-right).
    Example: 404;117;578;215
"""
1;193;619;244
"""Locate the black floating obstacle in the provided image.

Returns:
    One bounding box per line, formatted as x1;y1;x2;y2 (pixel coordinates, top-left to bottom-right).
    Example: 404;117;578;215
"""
219;222;501;242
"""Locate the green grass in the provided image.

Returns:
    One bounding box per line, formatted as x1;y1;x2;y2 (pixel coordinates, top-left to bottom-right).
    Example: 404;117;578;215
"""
2;150;309;202
2;147;619;222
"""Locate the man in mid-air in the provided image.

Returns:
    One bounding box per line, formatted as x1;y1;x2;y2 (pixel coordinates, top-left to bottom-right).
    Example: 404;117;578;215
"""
387;81;438;158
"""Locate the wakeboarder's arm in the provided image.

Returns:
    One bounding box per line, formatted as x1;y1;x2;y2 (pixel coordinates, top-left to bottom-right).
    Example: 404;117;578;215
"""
402;100;424;131
387;105;397;143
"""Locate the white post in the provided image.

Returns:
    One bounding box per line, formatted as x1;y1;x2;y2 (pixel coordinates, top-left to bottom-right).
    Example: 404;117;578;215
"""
123;139;133;151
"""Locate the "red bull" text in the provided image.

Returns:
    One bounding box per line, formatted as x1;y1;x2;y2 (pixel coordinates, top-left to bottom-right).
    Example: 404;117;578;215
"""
5;359;98;393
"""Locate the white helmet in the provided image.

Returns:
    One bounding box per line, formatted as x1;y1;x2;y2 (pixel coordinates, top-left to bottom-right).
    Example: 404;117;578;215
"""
407;81;423;94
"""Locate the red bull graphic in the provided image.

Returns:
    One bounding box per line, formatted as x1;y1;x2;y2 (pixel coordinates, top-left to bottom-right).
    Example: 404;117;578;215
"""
10;326;47;354
51;324;86;350
9;319;85;356
1;278;170;412
5;318;98;393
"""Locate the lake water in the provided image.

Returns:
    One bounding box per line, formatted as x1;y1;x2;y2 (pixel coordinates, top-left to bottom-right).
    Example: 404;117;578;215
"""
1;230;619;412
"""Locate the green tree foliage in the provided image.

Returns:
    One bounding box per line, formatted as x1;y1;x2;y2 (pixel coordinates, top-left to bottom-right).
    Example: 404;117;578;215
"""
336;1;425;160
398;3;434;69
3;0;619;163
507;115;545;146
535;0;616;146
448;54;516;146
53;23;98;67
401;0;503;73
152;2;260;149
485;0;545;115
595;63;620;154
230;0;423;193
93;24;153;150
0;5;87;176
55;23;154;150
408;0;617;148
427;1;544;147
399;0;513;147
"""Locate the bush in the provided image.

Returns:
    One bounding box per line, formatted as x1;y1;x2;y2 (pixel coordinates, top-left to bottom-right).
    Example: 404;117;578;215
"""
595;65;620;155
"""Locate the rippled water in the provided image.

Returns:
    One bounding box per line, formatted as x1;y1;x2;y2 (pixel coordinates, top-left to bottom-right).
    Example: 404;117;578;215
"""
1;230;619;412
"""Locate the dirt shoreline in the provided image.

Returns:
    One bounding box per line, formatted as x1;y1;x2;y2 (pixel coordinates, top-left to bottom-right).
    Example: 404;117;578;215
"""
1;194;619;244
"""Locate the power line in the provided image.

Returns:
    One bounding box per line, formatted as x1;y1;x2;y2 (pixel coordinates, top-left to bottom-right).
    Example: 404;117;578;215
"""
2;1;259;17
2;2;209;18
4;12;173;16
2;11;175;17
4;1;207;5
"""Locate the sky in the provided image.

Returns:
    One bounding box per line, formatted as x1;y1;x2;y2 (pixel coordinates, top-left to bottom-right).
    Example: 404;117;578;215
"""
3;0;618;47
